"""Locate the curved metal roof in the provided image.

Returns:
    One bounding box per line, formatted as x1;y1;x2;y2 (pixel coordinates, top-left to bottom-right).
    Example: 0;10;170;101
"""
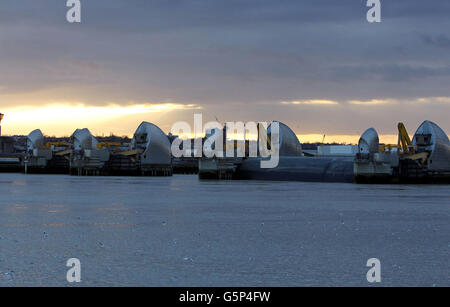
358;128;379;154
413;120;449;148
413;120;450;171
72;128;98;150
267;121;302;156
27;129;44;151
133;122;171;165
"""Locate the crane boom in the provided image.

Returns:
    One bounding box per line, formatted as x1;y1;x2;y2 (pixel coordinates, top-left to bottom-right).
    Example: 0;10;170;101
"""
397;122;414;154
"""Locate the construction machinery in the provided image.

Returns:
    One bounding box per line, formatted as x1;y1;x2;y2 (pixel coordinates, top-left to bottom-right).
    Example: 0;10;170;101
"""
45;141;70;149
354;121;450;183
97;142;122;150
397;123;415;154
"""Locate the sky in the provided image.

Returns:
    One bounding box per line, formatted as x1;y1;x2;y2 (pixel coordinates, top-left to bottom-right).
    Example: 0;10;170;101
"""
0;0;449;144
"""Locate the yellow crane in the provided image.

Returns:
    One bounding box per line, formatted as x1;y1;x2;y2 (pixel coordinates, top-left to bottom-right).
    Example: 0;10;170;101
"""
379;122;428;165
397;122;415;154
379;122;415;154
45;141;70;149
97;142;122;149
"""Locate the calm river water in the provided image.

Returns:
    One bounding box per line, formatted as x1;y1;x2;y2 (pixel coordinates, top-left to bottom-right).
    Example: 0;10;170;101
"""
0;173;448;286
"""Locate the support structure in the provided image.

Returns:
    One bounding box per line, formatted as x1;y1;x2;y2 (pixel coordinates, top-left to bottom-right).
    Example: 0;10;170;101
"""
0;113;4;136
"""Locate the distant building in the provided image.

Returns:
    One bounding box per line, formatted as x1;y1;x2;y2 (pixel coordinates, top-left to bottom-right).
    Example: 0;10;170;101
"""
316;145;358;157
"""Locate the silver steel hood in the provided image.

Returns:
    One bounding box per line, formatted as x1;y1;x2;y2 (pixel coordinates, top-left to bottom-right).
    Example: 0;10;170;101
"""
71;128;98;150
132;122;171;166
267;121;302;156
413;120;450;172
27;129;45;151
358;128;379;154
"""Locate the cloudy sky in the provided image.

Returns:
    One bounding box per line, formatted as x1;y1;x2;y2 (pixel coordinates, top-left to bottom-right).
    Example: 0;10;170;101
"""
0;0;449;143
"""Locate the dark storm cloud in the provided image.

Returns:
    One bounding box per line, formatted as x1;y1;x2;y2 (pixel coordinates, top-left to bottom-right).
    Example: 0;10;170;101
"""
0;0;449;133
331;64;450;82
0;0;366;28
